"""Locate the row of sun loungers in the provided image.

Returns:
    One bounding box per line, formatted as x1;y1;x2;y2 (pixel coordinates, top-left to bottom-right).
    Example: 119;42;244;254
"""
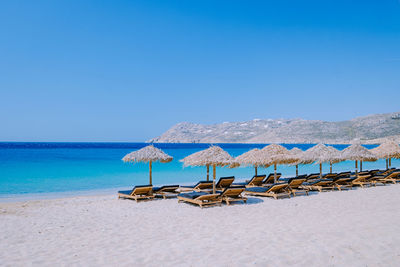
118;168;400;207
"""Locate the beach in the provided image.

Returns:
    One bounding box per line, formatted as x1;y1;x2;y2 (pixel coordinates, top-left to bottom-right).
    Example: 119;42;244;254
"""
1;184;400;266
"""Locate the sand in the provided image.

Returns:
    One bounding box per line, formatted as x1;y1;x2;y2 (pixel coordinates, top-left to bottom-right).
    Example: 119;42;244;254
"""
1;184;400;267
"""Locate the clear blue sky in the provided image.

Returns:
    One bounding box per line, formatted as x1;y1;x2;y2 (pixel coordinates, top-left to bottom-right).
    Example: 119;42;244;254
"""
1;0;399;141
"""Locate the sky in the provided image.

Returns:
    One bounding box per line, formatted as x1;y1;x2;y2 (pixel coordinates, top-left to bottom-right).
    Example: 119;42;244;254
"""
0;0;399;142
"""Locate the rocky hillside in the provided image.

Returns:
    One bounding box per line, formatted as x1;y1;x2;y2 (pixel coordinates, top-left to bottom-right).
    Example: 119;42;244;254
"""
149;112;400;144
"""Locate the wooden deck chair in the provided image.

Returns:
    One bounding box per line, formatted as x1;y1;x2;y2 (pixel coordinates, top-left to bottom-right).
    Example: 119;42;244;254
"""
179;181;214;192
153;185;180;199
215;176;235;190
245;183;290;199
305;173;320;181
336;171;351;179
177;192;222;208
118;185;154;202
375;168;396;176
323;173;338;179
346;175;371;188
286;177;308;196
371;171;400;185
301;179;334;192
233;175;266;187
262;173;281;185
220;186;247;205
331;177;352;191
367;169;380;176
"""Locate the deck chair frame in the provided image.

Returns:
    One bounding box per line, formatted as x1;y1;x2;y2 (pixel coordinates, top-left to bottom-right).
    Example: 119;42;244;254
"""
153;186;180;199
220;187;247;205
179;181;214;192
177;193;222;208
245;184;290;199
118;186;154;202
216;177;235;190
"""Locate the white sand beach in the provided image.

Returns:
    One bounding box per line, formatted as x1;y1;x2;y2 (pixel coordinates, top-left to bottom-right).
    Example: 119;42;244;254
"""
1;185;400;267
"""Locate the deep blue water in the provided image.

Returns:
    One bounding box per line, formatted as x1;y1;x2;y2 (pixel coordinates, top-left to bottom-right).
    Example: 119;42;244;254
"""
0;142;395;199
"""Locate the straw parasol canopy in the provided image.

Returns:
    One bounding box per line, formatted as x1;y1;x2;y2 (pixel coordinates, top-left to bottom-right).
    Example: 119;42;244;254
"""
180;146;234;193
122;145;173;185
260;144;295;183
341;143;377;174
288;147;304;177
231;148;266;176
300;143;343;178
370;140;400;169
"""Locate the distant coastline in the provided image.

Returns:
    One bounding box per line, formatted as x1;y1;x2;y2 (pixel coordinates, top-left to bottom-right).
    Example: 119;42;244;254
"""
150;111;400;144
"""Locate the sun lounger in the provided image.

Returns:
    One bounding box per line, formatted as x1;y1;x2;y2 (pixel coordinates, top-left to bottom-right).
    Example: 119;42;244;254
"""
179;181;214;192
215;176;235;190
370;171;400;185
262;173;282;185
286;177;308;196
233;175;266;187
245;183;290;199
301;179;334;192
335;171;351;179
331;177;352;191
375;168;396;176
358;171;370;176
305;173;320;181
346;175;371;188
367;169;380;176
219;186;247;205
323;173;338;179
118;185;154;202
177;191;222;208
153;185;180;199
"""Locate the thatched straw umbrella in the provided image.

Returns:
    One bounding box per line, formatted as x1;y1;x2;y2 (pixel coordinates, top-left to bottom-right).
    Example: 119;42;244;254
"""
341;144;377;175
180;146;234;194
122;145;173;185
231;148;267;176
288;147;304;177
300;143;343;179
370;140;400;170
260;144;295;183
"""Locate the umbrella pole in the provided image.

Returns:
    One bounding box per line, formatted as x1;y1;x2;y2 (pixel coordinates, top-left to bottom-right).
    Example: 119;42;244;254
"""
255;166;258;176
355;160;358;176
213;164;216;194
296;164;298;177
330;162;332;174
389;158;392;168
319;163;322;179
386;158;388;170
149;160;152;185
274;164;277;183
360;161;363;172
206;165;209;181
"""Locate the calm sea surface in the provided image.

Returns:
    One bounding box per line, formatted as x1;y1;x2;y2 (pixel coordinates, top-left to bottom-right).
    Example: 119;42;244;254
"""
0;142;396;200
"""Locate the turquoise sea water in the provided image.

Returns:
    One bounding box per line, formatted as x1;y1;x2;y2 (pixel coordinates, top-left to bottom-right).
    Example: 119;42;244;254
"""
0;142;397;200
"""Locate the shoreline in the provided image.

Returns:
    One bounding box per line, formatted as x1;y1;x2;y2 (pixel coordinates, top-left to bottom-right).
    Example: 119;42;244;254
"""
0;179;253;203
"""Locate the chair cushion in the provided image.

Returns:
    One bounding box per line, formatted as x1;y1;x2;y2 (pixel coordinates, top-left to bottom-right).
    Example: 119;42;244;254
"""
178;191;209;199
153;185;179;192
118;190;133;195
245;187;268;193
232;182;247;186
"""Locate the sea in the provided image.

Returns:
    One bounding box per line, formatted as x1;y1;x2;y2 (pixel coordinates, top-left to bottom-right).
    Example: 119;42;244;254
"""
0;142;396;201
